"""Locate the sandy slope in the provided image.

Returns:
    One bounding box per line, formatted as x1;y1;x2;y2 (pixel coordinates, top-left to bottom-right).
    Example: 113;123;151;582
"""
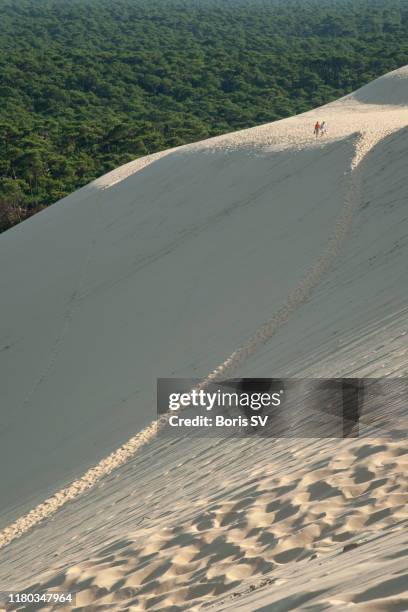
1;67;408;610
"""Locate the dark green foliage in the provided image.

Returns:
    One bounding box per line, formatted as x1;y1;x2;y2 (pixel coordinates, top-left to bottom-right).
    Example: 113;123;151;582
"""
1;0;408;231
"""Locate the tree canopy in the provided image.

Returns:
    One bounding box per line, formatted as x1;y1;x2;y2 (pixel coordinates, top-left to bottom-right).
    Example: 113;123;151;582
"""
1;0;408;231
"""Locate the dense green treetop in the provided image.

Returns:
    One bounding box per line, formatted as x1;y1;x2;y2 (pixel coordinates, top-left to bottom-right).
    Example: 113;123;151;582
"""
1;0;408;231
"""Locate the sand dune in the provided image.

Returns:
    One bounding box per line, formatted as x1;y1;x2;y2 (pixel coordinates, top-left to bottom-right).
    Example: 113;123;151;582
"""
1;67;408;610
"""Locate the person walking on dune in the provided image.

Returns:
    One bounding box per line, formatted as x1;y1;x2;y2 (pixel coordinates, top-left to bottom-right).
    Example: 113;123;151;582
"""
320;120;327;136
314;121;320;138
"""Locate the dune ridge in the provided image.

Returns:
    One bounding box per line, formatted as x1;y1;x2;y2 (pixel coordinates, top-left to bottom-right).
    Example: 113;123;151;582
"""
1;79;408;551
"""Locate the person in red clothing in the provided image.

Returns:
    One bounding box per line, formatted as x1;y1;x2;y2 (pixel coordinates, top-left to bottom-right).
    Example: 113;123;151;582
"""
314;121;320;137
